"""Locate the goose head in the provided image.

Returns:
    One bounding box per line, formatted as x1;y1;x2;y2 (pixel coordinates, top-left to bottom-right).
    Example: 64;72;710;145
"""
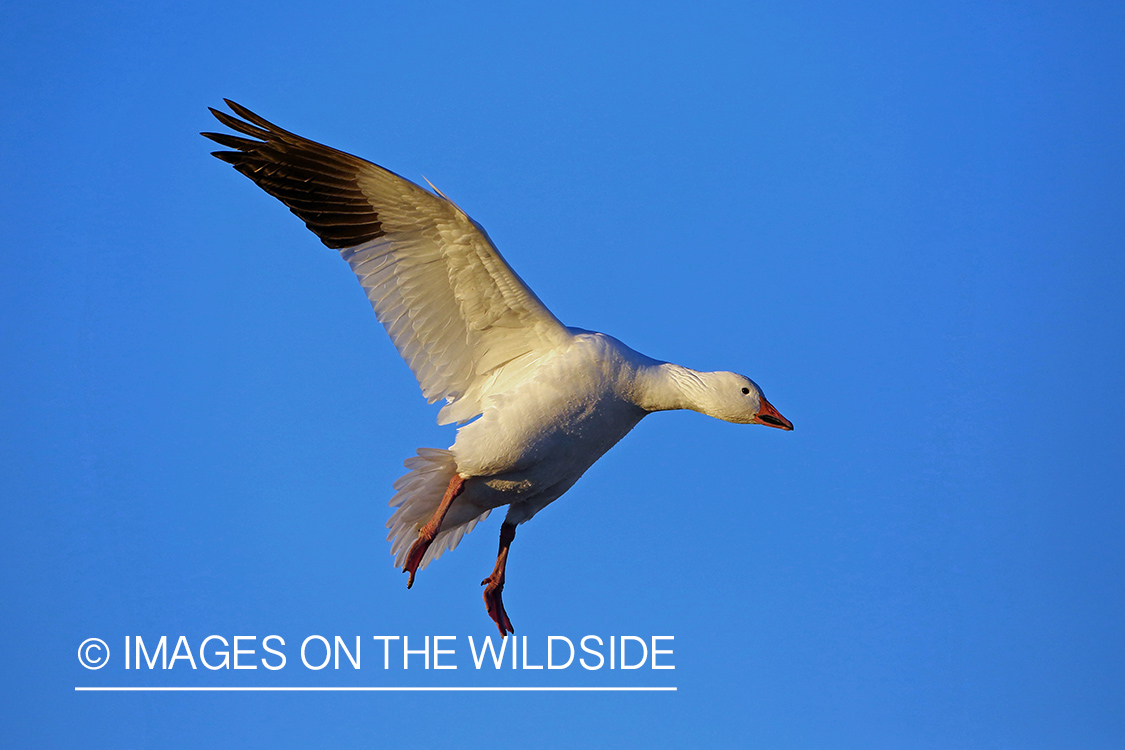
694;371;794;429
647;365;793;430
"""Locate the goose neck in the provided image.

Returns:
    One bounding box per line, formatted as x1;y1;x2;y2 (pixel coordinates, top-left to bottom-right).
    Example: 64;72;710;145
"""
636;363;710;414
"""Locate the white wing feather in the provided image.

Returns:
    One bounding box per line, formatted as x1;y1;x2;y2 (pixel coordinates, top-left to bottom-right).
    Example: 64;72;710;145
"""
204;101;572;424
341;190;571;424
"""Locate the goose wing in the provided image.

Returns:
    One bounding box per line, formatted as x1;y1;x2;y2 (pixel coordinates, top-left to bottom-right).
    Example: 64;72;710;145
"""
203;101;572;424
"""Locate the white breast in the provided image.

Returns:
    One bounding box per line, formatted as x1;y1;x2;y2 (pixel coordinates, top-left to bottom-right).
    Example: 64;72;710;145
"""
451;333;650;498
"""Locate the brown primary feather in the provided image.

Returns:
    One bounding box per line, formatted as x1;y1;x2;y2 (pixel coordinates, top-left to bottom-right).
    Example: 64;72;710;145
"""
201;101;385;249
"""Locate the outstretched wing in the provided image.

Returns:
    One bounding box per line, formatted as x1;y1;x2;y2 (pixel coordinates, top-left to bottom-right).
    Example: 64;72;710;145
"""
203;100;572;424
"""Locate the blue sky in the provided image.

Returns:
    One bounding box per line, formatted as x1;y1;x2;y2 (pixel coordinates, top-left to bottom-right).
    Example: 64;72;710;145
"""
3;1;1124;747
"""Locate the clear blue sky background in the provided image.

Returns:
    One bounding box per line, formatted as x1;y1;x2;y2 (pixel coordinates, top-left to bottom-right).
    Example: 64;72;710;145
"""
3;1;1123;747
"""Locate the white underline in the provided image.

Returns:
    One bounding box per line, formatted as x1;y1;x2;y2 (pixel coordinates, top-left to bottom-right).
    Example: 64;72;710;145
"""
75;686;676;692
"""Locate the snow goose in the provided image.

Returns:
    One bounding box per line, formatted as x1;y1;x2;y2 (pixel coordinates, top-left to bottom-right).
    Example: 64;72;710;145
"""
203;101;793;636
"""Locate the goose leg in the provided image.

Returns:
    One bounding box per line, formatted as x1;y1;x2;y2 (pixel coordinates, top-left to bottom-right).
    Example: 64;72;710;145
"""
403;474;465;588
481;521;517;637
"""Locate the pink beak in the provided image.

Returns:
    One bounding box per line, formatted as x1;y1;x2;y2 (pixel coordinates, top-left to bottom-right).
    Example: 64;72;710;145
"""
755;395;793;431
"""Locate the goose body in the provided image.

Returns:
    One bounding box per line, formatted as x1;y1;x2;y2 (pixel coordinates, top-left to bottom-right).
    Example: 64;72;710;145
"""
204;101;793;635
446;332;650;523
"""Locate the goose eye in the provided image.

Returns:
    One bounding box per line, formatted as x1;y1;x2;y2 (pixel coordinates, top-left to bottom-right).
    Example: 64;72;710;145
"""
741;387;750;395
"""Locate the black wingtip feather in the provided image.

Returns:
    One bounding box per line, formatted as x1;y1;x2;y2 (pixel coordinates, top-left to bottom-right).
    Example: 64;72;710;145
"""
201;132;262;151
222;99;298;138
204;101;386;250
209;150;242;164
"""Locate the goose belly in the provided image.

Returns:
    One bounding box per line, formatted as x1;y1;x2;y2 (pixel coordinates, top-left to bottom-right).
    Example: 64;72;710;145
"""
450;339;647;505
455;389;644;486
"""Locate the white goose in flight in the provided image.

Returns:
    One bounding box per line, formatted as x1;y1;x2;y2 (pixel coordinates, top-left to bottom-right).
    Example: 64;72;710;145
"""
204;101;793;636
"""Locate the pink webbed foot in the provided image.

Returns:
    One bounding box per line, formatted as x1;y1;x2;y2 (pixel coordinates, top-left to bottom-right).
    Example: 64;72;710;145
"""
481;572;514;636
480;521;517;637
401;474;465;589
403;534;434;589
